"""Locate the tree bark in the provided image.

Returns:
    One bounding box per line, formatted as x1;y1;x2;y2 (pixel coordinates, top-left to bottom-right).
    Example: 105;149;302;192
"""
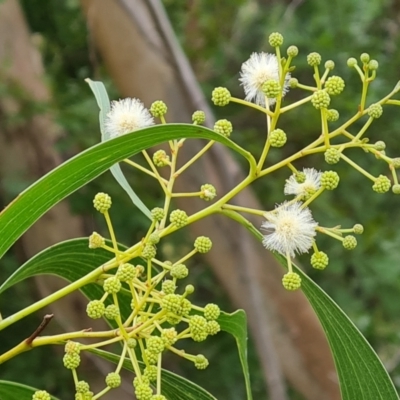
79;1;340;399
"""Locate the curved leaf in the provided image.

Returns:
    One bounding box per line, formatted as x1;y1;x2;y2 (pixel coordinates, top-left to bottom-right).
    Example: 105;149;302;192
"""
0;381;60;400
0;124;251;260
86;79;152;219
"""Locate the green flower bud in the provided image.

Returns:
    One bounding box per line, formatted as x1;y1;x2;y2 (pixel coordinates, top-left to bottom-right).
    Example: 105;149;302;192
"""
144;349;159;365
262;79;281;99
103;276;121;294
116;263;136;282
162;279;176;294
166;313;182;325
360;53;370;64
185;284;195;294
321;171;340;190
307;52;321;66
169;209;188;228
133;376;150;388
63;352;81;369
204;303;221;320
88;232;105;249
192;110;206;125
151;207;165;222
200;184;217;201
374;141;386;151
214;119;233;137
161;294;183;314
65;341;81;355
311;90;331;109
144;365;158;382
269;128;287;147
194;236;212;253
372;175;391;193
295;171;306;183
86;300;105;319
104;304;120;320
135;383;153;400
189;315;208;342
282;272;301;290
353;224;364;234
367;103;383;119
206;320;221;335
150;100;167;118
161;328;178;346
171;264;189;279
391;158;400;168
342;235;357;250
269;32;284;47
93;192;111;213
153;149;170;167
289;77;298;88
287;45;298;57
324;60;335;70
76;381;90;394
148;232;160;245
33;391;51;400
324;148;341;164
127;338;137;348
368;60;379;70
147;336;165;355
325;76;345;95
105;372;121;388
392;184;400;194
194;354;209;370
310;251;329;270
211;87;231;106
347;57;357;67
326;109;339;122
142;244;157;259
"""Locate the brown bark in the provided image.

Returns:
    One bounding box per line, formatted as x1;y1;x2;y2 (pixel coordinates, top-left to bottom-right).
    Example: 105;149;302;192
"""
79;1;340;399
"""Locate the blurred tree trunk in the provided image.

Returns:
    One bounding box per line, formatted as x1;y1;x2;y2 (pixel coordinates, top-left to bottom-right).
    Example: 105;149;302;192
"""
79;1;340;400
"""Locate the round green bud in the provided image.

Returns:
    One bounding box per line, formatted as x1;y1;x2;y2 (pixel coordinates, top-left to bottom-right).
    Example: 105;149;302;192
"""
88;232;105;249
325;76;345;95
161;327;178;346
269;32;284;47
179;298;192;316
307;52;321;66
194;354;209;370
360;53;370;63
287;45;299;57
321;171;340;190
392;184;400;194
200;184;217;201
214;119;233;137
347;57;357;67
144;365;158;382
282;272;301;290
374;141;386;151
311;90;330;109
185;284;195;294
269;129;287;148
192;110;206;125
65;341;81;355
76;381;90;394
103;277;121;294
148;232;160;245
169;209;188;228
104;304;120;320
151;395;167;400
116;263;136;282
161;294;182;314
166;312;182;325
367;103;383;119
262;79;281;99
372;175;391;193
153;149;170;167
189;315;208;340
206;320;221;335
324;60;335;70
289;77;298;88
150;100;167;118
133;376;150;388
147;336;165;355
194;236;212;253
391;158;400;168
310;251;329;270
93;192;111;213
144;349;159;365
142;244;157;259
324;148;341;164
295;171;306;183
33;391;51;400
368;60;379;70
162;279;176;294
63;352;81;369
105;372;121;388
326;109;339;122
135;383;153;400
86;300;105;319
127;338;137;348
204;303;221;320
342;235;357;250
211;87;231;106
353;224;364;234
151;207;165;222
171;264;189;279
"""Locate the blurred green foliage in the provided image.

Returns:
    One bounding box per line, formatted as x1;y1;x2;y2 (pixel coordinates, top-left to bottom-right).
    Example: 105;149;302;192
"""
1;0;400;398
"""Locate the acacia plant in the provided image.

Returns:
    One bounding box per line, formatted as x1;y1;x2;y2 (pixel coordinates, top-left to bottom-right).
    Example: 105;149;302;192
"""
0;32;399;400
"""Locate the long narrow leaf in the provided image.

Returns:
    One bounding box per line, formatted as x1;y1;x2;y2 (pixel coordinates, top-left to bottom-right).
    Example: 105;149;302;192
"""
0;381;60;400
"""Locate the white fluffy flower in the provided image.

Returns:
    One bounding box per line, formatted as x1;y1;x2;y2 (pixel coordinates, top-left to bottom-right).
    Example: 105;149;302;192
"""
261;201;317;257
105;98;154;138
284;168;322;199
239;52;290;107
